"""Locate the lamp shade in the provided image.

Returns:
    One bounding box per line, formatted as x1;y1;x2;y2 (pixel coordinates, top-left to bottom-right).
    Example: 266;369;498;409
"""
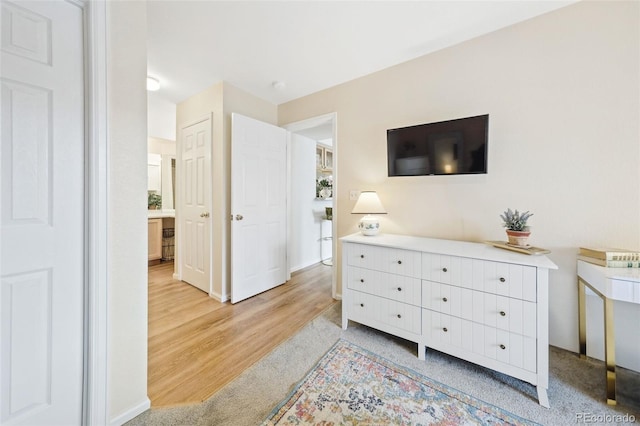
351;191;386;214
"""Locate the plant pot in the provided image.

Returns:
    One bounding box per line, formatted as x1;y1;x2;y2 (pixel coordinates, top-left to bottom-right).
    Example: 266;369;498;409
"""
506;230;530;247
319;187;332;199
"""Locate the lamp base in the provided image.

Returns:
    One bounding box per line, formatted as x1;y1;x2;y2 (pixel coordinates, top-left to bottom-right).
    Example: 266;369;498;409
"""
359;215;380;236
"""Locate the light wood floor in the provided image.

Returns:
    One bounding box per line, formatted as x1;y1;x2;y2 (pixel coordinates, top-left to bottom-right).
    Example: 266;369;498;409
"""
148;261;336;407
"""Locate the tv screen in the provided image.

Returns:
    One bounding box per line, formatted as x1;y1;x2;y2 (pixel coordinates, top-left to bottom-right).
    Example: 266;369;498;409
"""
387;114;488;176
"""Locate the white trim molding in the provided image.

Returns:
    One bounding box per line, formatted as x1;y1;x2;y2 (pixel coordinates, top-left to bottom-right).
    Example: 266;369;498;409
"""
108;398;150;426
84;0;109;425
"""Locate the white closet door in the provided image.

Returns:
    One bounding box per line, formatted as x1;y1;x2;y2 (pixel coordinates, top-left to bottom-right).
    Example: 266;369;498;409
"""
1;1;85;424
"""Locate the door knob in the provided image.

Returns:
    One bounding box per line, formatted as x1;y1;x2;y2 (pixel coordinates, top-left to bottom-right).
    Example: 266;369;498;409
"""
235;214;244;220
200;212;210;218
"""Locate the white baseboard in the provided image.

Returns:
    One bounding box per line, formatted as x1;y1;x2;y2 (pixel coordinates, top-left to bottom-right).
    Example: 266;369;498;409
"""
109;397;150;426
211;289;229;302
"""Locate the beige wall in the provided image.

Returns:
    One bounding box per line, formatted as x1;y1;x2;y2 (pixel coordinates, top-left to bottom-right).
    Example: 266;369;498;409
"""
107;0;149;422
177;82;277;300
278;1;640;365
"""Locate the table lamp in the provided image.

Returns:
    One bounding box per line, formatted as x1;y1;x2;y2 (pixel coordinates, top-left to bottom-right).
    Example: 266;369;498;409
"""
351;191;386;236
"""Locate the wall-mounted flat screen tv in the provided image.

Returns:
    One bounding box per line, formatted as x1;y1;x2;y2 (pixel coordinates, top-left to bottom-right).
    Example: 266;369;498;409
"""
387;114;488;176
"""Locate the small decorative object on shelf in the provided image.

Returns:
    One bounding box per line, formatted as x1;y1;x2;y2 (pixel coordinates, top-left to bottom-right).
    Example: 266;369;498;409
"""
316;175;333;199
500;208;533;247
325;207;333;220
148;191;162;210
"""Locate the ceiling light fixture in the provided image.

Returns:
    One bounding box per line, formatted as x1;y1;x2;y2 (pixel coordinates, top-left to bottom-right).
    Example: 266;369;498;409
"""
147;76;160;91
272;81;286;90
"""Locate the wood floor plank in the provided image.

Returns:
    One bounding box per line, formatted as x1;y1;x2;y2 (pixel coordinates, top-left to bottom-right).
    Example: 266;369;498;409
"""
148;262;335;407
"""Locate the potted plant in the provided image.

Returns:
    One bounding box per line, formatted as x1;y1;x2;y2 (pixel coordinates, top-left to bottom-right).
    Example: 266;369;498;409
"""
500;208;533;247
148;192;162;210
316;175;333;199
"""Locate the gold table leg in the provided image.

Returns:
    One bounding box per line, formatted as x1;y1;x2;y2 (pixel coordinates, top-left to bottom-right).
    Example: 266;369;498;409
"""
577;275;616;405
604;297;616;405
578;278;587;359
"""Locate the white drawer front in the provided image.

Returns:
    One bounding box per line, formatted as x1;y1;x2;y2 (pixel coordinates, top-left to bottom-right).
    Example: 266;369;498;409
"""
472;323;537;372
347;291;379;325
422;253;537;302
425;311;537;373
350;290;421;334
347;243;421;277
422;281;473;321
422;254;473;288
483;262;537;302
423;309;473;353
472;293;536;337
346;267;384;296
383;298;421;334
347;266;421;306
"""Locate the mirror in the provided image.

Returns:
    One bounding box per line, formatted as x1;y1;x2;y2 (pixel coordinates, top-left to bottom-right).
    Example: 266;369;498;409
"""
161;154;176;211
148;153;176;212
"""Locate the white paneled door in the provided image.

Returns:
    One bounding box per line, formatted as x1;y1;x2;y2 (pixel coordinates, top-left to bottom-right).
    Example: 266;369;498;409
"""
1;1;84;424
180;117;212;293
231;114;287;303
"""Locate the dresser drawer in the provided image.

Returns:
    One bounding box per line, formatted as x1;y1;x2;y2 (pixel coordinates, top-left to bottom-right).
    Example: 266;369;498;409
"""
423;311;536;372
422;281;473;320
422;253;537;302
346;243;421;277
348;290;421;335
472;292;536;337
347;266;421;306
471;322;537;372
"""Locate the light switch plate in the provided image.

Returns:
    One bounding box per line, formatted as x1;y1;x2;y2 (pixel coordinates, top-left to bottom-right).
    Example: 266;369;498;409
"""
349;190;360;201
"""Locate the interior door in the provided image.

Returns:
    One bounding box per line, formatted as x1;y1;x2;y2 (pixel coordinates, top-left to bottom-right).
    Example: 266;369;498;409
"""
179;117;212;293
231;114;287;303
1;1;84;424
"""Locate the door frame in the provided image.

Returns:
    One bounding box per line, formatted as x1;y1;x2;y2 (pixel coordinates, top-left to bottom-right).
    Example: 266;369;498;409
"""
84;1;109;424
175;114;214;295
282;112;338;299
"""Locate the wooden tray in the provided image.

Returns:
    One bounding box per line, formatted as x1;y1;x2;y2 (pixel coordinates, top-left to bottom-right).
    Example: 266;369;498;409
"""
486;240;551;256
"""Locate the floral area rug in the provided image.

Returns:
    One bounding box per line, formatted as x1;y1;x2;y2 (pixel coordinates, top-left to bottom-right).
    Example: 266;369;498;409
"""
262;340;538;426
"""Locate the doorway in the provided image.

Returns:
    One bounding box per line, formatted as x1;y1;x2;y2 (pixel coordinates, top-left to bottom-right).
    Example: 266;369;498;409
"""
284;113;338;298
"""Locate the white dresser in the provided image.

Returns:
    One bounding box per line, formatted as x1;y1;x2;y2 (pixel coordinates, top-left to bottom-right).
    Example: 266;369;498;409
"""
341;233;557;407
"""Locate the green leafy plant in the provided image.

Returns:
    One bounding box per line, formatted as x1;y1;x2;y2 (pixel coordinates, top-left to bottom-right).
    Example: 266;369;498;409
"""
500;208;533;231
148;192;162;209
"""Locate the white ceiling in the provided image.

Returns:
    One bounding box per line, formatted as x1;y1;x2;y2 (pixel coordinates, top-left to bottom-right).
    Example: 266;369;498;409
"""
147;1;576;106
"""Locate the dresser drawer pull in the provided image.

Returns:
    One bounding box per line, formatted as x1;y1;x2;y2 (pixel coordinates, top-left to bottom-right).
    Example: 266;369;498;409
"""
397;260;402;264
397;287;402;292
360;303;364;307
442;327;448;332
499;277;506;283
442;297;448;302
500;311;506;316
500;344;506;350
442;267;448;272
360;254;365;259
397;314;402;319
360;279;364;283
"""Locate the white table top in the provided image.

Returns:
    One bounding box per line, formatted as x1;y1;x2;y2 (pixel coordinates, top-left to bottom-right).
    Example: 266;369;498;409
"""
577;260;640;303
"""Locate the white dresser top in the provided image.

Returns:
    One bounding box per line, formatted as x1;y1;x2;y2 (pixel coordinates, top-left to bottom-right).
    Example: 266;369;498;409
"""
341;233;558;270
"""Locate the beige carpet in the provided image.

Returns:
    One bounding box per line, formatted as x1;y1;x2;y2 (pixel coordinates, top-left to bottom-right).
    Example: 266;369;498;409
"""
126;302;640;425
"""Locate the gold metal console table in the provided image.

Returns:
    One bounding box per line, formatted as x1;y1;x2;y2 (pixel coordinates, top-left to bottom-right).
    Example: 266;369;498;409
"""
577;260;640;405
